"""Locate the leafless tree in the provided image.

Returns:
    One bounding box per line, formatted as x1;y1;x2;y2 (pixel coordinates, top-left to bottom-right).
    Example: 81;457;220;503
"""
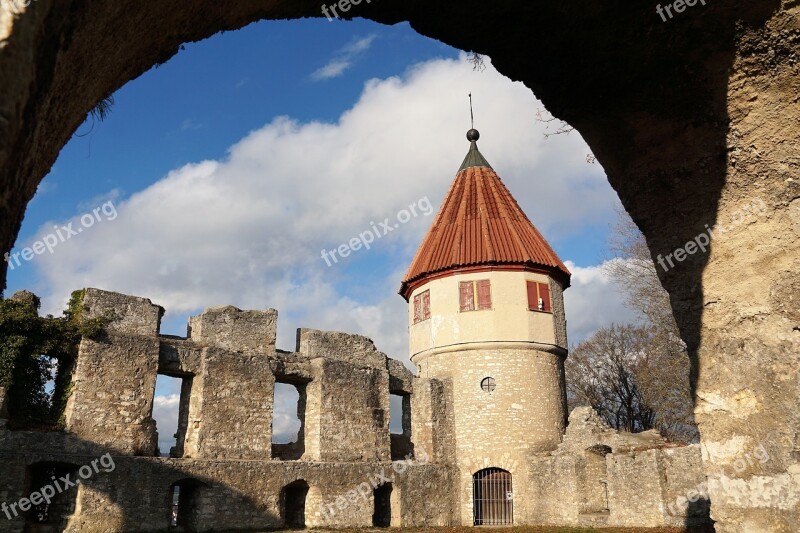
566;323;697;442
578;208;699;443
467;52;486;72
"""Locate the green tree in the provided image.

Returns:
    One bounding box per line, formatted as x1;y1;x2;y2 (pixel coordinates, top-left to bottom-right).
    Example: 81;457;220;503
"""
0;290;110;429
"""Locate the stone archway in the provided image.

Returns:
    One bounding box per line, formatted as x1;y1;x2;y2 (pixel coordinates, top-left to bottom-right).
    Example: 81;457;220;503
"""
0;2;798;531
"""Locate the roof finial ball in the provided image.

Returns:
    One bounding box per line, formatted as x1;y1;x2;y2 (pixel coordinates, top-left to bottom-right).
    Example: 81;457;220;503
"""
467;128;480;142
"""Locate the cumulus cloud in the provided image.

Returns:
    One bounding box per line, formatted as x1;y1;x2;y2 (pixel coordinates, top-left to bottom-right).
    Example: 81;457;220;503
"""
153;393;180;455
26;54;619;363
563;260;641;345
310;35;377;81
273;383;302;443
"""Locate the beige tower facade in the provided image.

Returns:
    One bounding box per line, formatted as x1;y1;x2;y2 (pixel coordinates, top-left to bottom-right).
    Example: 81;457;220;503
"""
400;129;571;526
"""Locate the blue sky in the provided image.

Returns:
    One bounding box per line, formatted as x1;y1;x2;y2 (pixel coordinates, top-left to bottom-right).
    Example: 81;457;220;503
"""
6;19;638;451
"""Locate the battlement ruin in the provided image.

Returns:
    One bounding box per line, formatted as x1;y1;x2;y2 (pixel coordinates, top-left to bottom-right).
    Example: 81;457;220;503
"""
0;289;709;532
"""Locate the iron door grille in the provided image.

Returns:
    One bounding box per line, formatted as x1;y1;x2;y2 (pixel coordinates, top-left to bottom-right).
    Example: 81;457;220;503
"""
473;468;513;526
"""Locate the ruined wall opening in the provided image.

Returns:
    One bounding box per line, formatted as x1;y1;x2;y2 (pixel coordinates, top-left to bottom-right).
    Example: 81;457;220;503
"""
472;468;513;526
390;392;413;460
372;482;393;527
170;478;205;530
24;462;79;529
153;373;192;458
281;479;309;529
272;380;306;461
580;445;611;514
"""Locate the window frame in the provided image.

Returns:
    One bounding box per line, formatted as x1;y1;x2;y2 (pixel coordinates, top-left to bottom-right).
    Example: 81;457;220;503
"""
413;289;431;324
460;279;492;312
527;280;553;314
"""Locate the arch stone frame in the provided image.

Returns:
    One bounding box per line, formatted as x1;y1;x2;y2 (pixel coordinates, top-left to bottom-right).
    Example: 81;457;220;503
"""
0;2;798;531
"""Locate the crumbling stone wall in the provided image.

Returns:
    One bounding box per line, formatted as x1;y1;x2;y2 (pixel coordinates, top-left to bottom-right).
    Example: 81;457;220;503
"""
1;289;715;531
527;407;711;529
0;289;457;532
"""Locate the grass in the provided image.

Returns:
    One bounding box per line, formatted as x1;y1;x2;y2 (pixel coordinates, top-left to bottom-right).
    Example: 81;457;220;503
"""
277;527;714;533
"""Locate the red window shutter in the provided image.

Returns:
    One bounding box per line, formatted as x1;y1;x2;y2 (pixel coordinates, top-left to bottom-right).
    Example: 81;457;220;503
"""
477;280;491;310
422;291;431;320
459;281;475;312
539;282;552;312
527;281;538;311
414;294;422;323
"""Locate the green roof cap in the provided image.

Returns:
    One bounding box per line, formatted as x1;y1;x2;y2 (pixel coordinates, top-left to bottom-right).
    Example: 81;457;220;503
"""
458;129;492;171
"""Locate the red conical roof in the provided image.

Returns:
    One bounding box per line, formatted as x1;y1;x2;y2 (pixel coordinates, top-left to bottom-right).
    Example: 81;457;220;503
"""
400;132;570;300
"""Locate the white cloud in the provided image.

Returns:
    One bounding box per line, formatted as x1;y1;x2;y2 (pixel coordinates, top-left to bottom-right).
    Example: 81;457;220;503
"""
563;260;641;346
310;35;377;81
153;393;180;455
27;54;619;365
273;383;302;444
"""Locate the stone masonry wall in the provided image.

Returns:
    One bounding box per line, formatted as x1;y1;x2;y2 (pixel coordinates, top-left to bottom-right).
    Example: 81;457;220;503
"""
0;289;708;531
63;290;163;456
549;279;568;350
526;407;711;528
0;289;456;532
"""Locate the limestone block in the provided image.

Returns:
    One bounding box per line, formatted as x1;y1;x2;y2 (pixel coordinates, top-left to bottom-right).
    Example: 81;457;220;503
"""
387;358;414;394
297;328;387;369
188;305;277;356
83;288;163;337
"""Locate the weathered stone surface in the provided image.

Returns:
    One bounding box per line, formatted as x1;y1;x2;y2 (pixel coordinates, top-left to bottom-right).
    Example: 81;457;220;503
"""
297;328;387;369
527;407;710;528
387;357;414;394
0;289;711;531
188;305;277;356
82;288;163;337
193;346;274;460
63;333;160;456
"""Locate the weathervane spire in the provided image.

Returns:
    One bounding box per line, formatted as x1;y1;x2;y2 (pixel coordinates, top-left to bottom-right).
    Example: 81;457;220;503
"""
469;93;474;129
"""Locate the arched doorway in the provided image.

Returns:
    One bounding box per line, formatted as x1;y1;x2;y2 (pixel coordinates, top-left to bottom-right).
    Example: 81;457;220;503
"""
281;479;309;529
472;468;513;526
581;445;612;514
169;478;206;531
24;461;80;530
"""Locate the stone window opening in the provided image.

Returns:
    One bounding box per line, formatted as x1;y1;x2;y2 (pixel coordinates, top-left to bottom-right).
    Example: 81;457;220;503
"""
281;479;309;529
170;478;205;530
581;445;612;514
25;462;79;529
271;380;308;461
7;353;66;430
389;392;414;460
153;373;193;458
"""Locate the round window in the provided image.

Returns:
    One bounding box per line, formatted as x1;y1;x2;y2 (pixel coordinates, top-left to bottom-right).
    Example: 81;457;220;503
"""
481;377;496;393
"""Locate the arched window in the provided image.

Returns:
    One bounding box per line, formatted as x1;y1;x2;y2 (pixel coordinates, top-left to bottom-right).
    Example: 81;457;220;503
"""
472;468;513;525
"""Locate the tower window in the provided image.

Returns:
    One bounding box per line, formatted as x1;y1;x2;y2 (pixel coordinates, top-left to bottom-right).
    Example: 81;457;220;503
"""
413;290;431;324
460;280;491;312
481;377;496;393
527;281;552;313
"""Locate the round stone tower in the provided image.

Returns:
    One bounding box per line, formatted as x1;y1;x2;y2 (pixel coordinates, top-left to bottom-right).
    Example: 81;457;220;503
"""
400;129;570;526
